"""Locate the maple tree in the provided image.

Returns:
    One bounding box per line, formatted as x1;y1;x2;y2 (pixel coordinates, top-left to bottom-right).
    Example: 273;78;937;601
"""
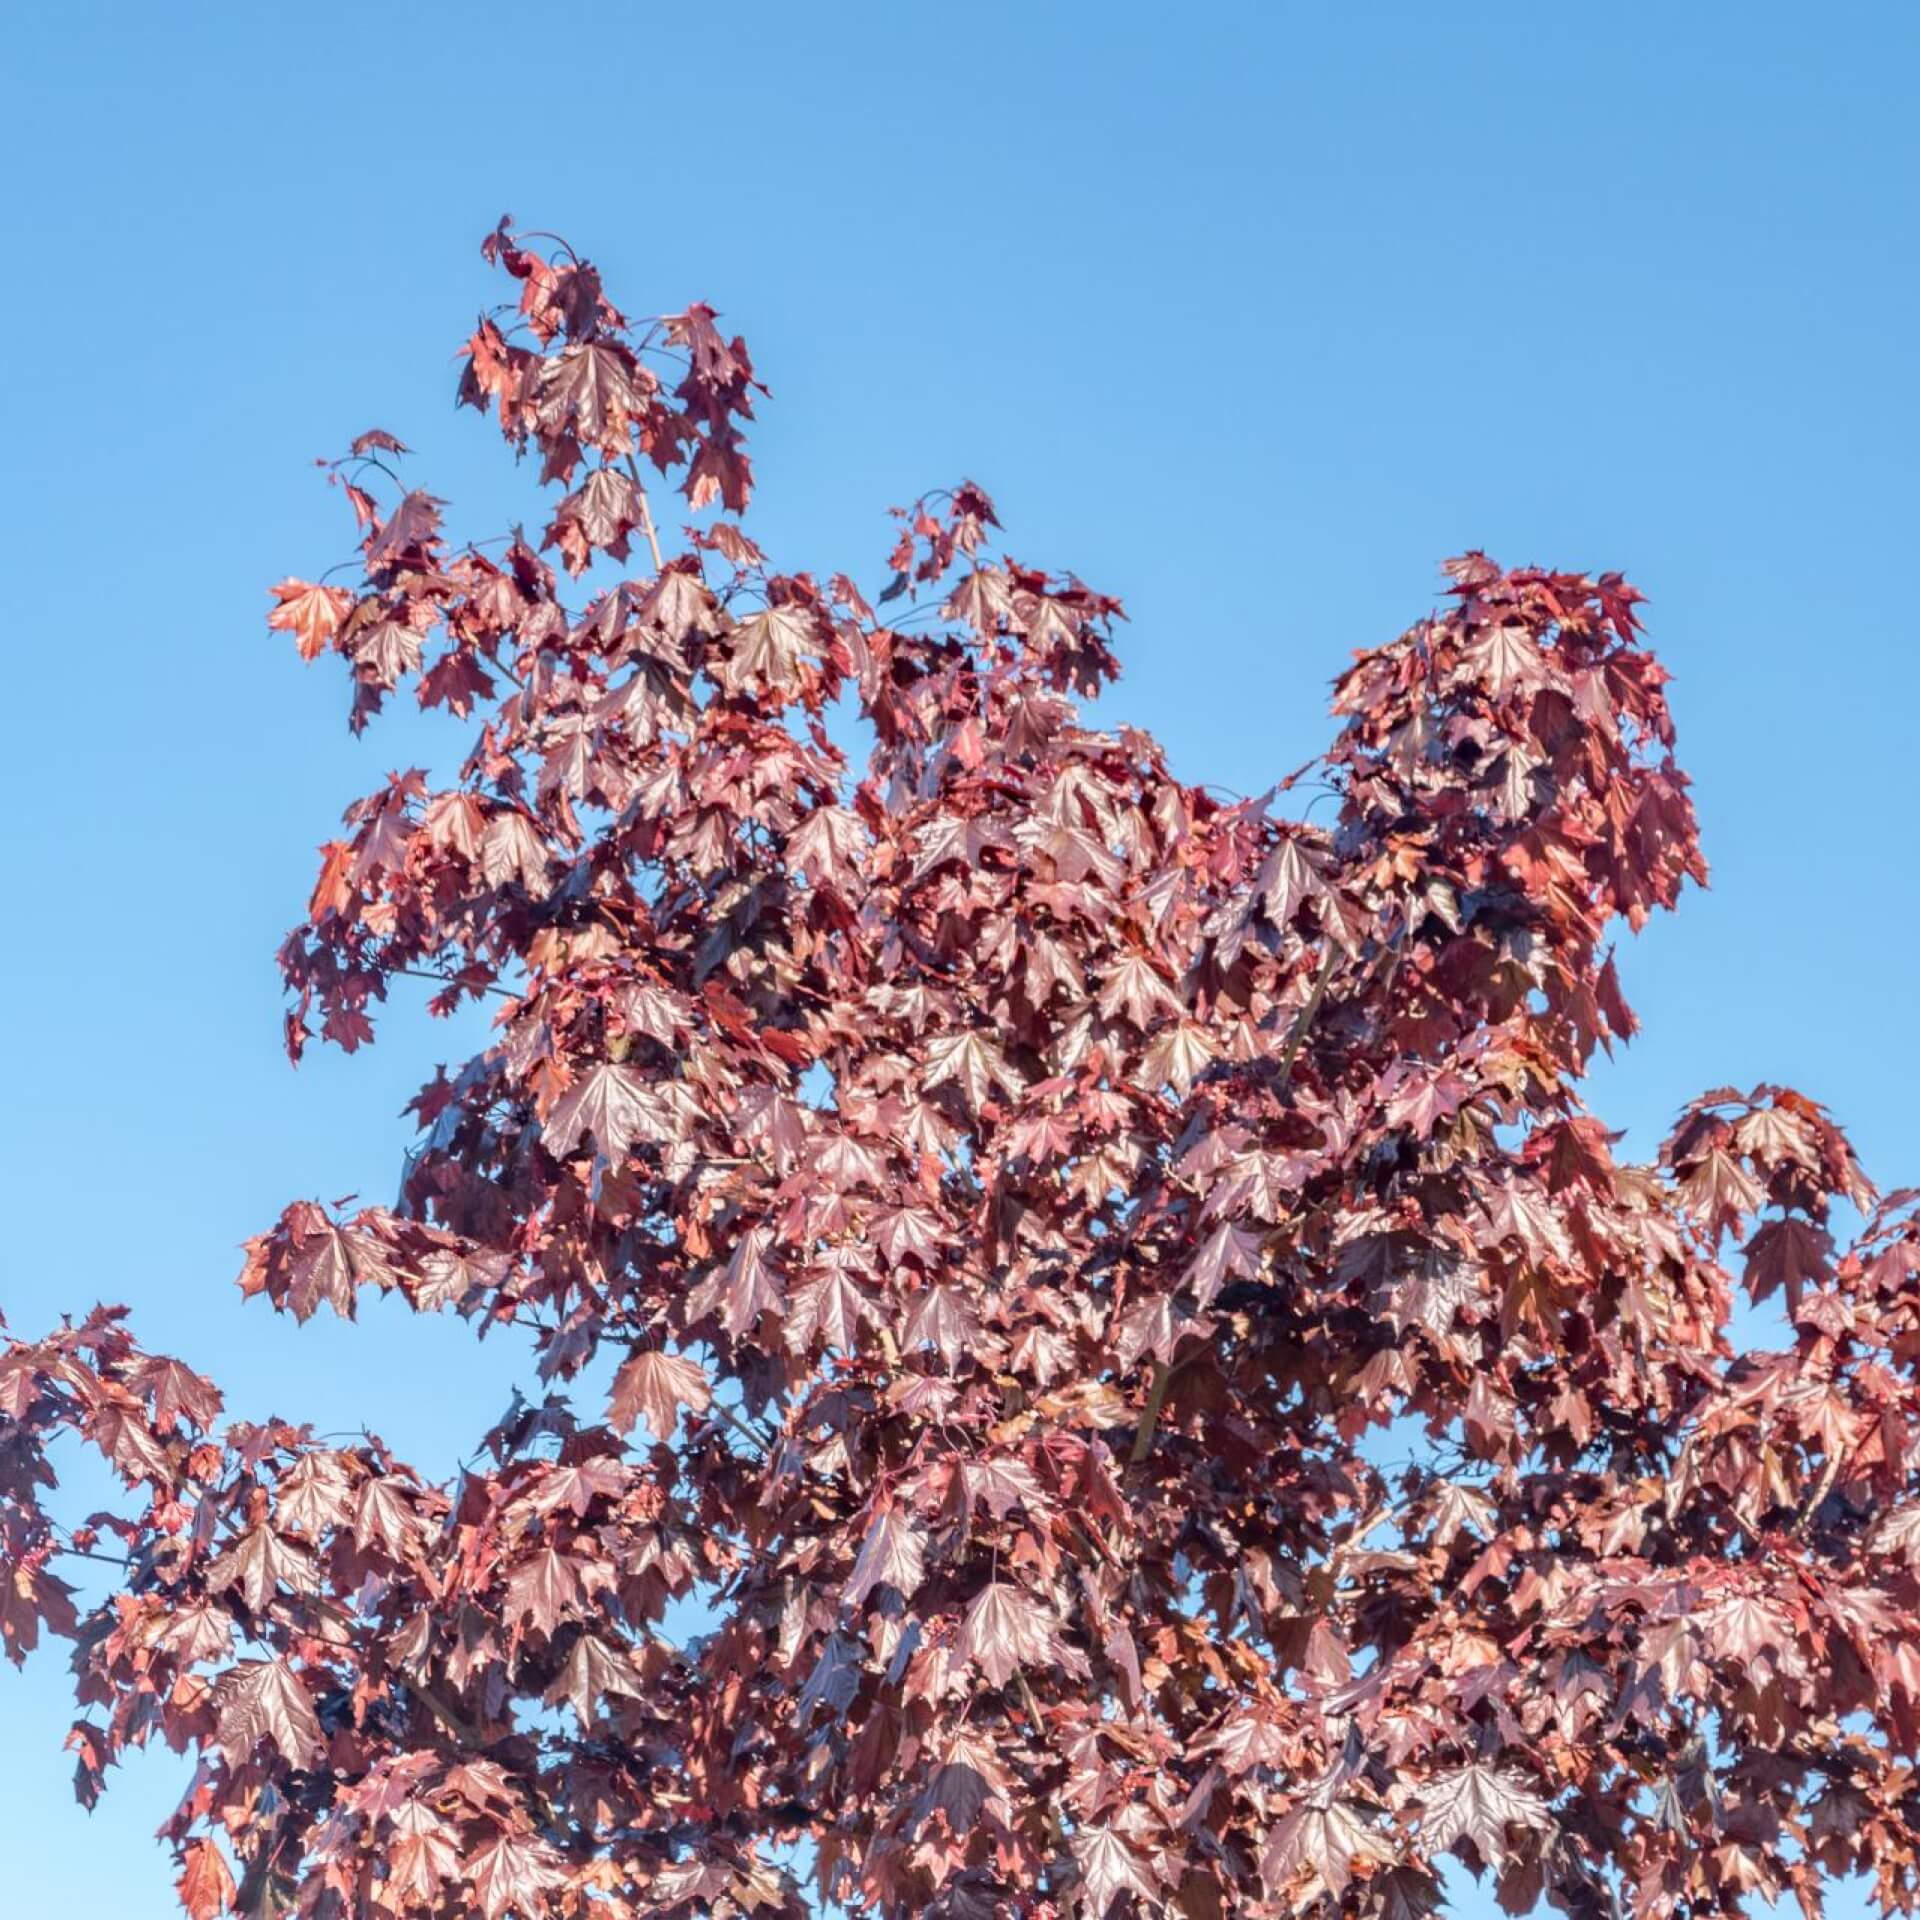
5;218;1920;1920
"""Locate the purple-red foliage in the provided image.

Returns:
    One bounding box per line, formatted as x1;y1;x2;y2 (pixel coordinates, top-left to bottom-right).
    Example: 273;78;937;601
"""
6;222;1920;1920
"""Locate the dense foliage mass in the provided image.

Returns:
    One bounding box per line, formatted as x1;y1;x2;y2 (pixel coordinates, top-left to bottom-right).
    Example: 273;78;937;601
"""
6;222;1920;1920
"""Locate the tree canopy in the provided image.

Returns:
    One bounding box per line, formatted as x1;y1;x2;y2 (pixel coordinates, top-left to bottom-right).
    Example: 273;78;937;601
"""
6;221;1920;1920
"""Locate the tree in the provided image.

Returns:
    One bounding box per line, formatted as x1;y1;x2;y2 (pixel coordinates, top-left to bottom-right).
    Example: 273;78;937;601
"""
3;220;1918;1920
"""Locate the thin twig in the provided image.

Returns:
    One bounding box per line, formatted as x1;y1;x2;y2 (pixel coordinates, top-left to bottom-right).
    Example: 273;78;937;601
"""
393;965;517;1002
52;1545;131;1569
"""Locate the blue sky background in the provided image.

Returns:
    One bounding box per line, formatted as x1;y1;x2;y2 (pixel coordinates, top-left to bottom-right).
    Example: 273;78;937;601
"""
2;1;1916;1910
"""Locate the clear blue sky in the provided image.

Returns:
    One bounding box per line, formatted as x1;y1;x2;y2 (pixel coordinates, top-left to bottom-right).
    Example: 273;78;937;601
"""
3;1;1915;1910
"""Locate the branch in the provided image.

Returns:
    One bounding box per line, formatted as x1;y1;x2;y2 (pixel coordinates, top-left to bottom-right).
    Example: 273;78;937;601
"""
1273;936;1340;1094
1326;1494;1421;1581
1792;1447;1847;1536
411;1675;487;1745
625;455;666;574
705;1401;772;1461
1016;1670;1049;1739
